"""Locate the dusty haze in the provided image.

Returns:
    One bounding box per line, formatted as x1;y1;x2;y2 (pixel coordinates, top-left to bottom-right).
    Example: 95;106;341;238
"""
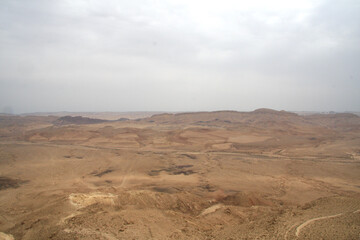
0;0;359;113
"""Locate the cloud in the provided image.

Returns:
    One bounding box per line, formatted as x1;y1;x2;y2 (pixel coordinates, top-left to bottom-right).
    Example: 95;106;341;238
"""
0;0;359;113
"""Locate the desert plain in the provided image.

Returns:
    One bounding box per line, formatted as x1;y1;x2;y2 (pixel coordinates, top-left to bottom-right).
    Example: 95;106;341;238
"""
0;109;359;239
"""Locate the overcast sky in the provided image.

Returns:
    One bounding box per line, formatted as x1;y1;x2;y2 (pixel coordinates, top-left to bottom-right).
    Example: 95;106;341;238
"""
0;0;359;113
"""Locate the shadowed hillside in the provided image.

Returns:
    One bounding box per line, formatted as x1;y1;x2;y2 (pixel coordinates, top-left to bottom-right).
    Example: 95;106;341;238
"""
53;116;109;125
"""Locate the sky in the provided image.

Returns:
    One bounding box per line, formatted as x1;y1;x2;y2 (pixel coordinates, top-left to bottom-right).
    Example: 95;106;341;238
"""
0;0;359;114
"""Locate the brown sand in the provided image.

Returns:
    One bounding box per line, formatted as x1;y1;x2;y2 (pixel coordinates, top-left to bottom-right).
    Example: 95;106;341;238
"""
0;109;359;239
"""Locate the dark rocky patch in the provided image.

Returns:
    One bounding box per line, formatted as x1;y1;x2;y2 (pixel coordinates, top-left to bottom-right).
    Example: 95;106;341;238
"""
91;169;114;177
0;177;28;190
180;154;197;159
174;165;193;169
148;165;195;176
64;155;83;159
199;184;216;192
152;187;180;193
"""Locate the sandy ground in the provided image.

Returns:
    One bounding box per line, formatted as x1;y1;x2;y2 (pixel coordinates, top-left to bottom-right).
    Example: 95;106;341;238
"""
0;110;359;239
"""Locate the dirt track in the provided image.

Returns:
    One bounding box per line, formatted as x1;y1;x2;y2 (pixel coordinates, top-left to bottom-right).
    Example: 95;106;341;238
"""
296;213;344;237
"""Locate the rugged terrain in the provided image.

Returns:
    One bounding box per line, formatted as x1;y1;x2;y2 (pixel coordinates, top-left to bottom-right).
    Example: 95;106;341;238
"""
0;109;359;239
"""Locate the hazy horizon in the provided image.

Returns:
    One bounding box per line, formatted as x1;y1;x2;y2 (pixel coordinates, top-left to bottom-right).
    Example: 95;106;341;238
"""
1;0;359;114
3;109;360;116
